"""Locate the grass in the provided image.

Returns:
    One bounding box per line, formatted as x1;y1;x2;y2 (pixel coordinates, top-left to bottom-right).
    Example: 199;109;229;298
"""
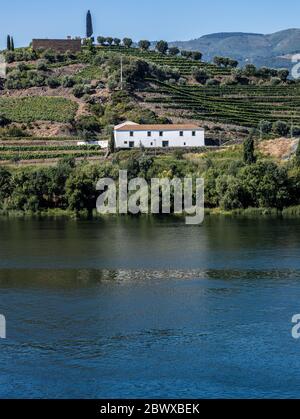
75;65;103;81
0;97;78;123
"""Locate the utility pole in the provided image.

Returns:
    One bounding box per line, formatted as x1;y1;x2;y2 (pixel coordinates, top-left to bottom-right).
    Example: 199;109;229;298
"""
120;56;123;90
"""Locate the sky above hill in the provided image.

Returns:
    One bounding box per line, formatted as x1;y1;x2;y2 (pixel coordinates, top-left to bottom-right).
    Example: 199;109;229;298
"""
1;0;300;49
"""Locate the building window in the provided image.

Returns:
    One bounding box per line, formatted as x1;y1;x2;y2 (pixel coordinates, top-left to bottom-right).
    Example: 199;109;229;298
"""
130;131;134;137
147;131;152;137
159;131;163;137
184;142;186;146
180;131;184;137
192;131;196;136
124;141;128;144
150;142;153;146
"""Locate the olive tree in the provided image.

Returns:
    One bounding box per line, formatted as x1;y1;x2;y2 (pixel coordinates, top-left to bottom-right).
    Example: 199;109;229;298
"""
138;40;151;51
156;40;168;54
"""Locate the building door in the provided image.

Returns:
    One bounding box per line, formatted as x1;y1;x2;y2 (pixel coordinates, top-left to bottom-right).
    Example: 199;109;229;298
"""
129;141;135;148
162;141;169;148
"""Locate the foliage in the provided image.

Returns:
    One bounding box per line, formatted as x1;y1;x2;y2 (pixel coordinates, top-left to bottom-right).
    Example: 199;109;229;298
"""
243;135;256;164
123;38;133;48
86;10;93;38
138;40;151;51
156;40;169;54
0;97;78;123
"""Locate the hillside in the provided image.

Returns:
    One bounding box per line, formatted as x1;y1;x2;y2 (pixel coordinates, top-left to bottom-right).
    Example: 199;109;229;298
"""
0;44;300;165
170;29;300;69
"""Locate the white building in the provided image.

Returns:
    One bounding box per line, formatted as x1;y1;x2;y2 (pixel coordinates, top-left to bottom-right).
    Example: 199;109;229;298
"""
114;121;205;149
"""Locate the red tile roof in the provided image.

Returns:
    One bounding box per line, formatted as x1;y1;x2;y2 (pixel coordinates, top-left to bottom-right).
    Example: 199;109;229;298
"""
115;124;202;132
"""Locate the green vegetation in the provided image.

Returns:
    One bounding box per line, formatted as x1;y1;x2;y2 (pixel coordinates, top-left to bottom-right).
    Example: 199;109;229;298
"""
144;80;300;127
0;97;78;123
86;10;93;38
0;145;300;215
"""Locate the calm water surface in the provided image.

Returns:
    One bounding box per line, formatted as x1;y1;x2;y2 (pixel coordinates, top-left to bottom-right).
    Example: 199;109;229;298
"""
0;216;300;399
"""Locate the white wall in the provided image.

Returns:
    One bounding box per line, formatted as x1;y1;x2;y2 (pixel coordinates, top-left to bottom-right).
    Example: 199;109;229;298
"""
77;140;108;148
114;129;205;149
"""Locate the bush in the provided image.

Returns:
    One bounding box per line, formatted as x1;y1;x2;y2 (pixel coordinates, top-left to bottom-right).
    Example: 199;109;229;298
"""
5;51;15;63
47;77;61;89
62;76;76;88
37;61;49;71
192;68;209;84
72;84;91;98
75;115;101;133
273;120;289;137
260;120;272;134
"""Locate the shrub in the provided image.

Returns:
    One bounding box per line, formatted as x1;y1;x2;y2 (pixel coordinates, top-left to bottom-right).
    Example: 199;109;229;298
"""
260;120;272;134
62;76;76;88
192;68;209;84
37;61;48;71
75;115;101;133
47;77;61;88
5;51;15;63
273;120;289;137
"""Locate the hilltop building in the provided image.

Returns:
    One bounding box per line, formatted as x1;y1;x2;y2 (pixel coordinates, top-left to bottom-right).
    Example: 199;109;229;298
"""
32;38;81;53
114;122;205;149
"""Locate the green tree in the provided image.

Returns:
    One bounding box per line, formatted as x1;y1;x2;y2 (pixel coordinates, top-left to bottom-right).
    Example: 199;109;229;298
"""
181;50;193;59
213;56;223;67
240;161;290;209
0;167;12;207
156;40;168;54
106;37;113;46
295;141;300;166
97;36;106;45
243;135;256;165
86;10;93;38
192;67;209;84
192;51;202;61
7;35;11;51
277;68;289;82
123;38;133;48
109;130;115;154
138;40;151;51
228;59;238;68
259;120;272;135
273;120;289;137
168;47;180;56
114;38;121;46
244;64;257;77
10;37;14;51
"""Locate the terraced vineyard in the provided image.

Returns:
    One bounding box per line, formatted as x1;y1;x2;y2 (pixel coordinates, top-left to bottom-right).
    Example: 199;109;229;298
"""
0;97;78;123
144;80;300;127
97;46;230;77
0;137;106;164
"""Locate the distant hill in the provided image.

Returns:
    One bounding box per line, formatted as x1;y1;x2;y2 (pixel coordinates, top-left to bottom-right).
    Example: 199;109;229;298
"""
170;29;300;70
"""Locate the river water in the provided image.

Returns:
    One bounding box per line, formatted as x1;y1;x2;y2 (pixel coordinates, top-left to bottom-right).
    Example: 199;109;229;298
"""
0;216;299;398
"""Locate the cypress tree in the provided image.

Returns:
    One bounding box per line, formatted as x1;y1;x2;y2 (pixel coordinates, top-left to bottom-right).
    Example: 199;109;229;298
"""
7;35;11;51
109;131;115;154
243;135;256;165
11;37;14;51
86;10;93;38
295;140;300;166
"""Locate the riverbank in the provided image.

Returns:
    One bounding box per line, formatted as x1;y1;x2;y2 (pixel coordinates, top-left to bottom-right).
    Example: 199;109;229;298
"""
1;205;300;219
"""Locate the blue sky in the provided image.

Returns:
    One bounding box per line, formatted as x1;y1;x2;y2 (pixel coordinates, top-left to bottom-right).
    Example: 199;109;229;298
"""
1;0;300;49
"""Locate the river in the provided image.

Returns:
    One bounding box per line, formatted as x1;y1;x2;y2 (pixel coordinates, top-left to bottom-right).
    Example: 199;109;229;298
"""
0;216;299;398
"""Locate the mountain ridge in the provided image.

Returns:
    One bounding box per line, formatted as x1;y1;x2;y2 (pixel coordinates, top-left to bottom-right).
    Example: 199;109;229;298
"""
169;29;300;69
